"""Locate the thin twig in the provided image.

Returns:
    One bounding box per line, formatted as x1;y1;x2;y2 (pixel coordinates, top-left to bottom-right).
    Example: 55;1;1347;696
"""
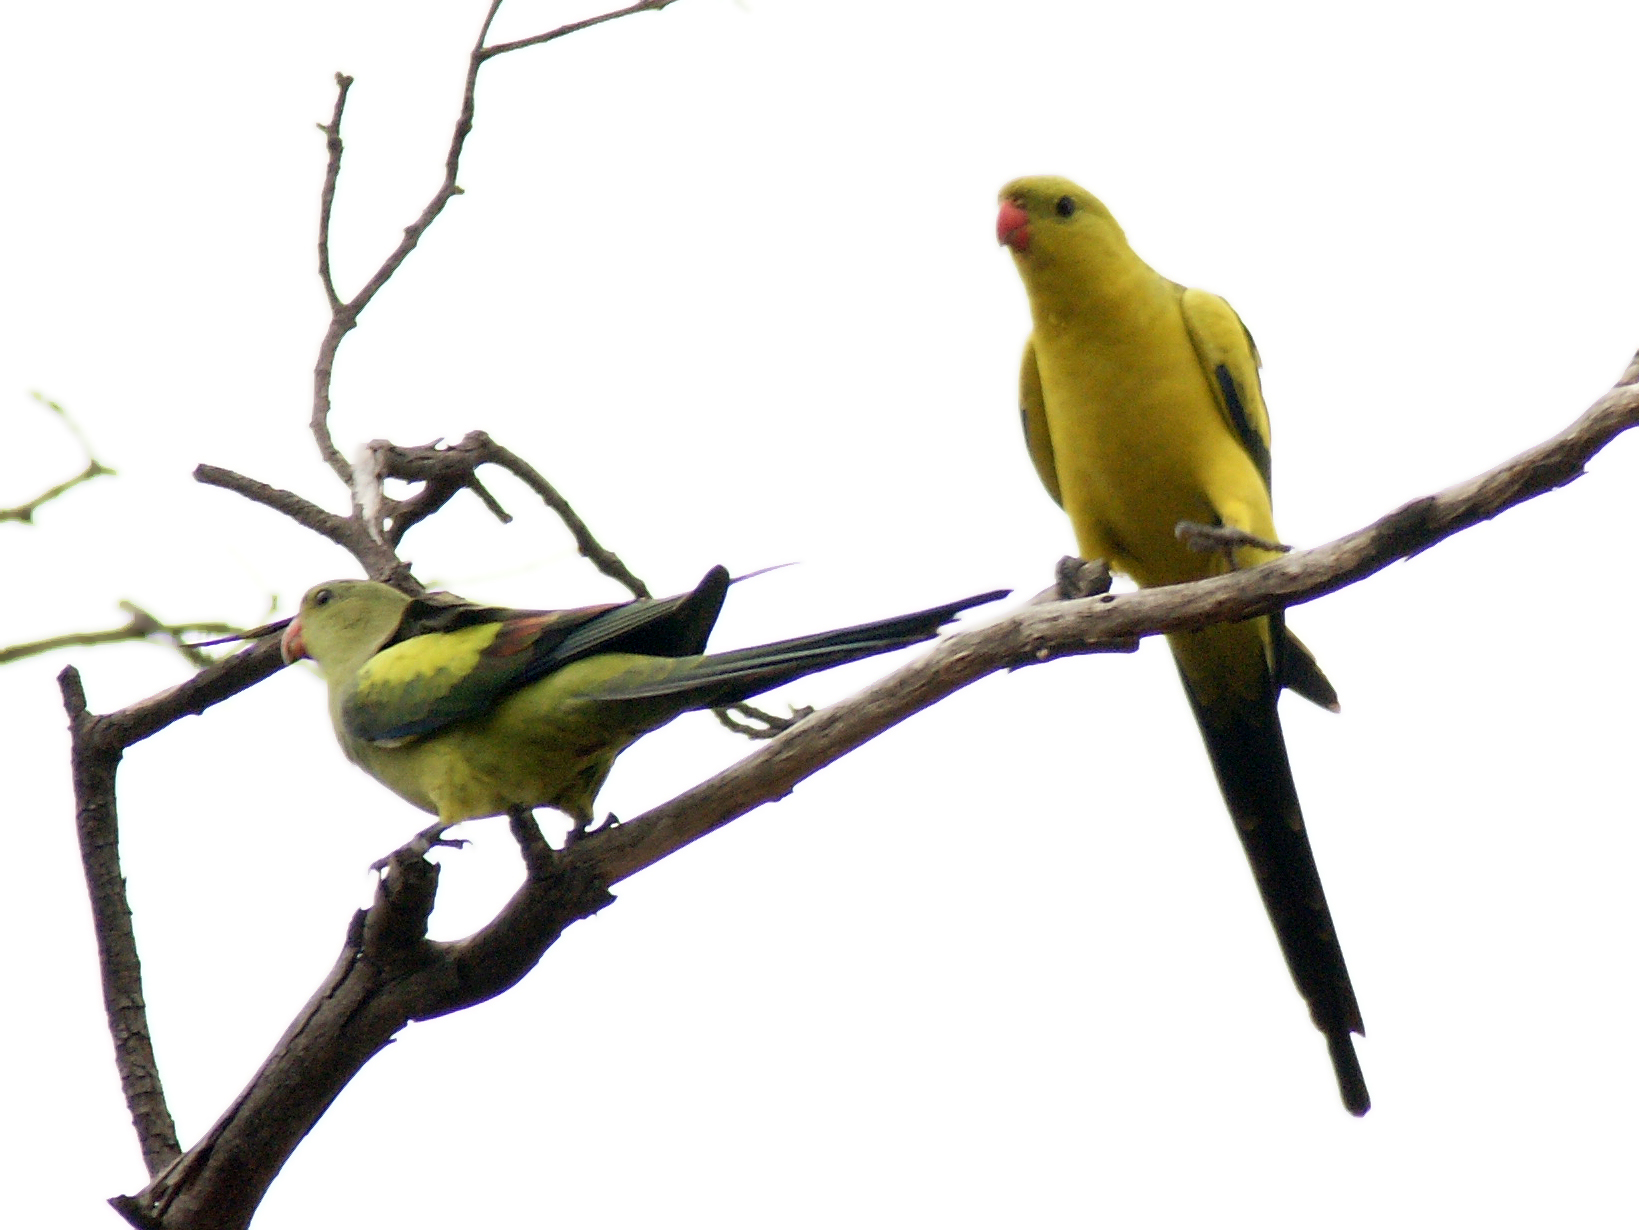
308;1;500;484
481;0;678;59
193;465;354;545
0;603;240;669
192;464;420;591
315;74;351;316
311;70;362;488
299;0;669;599
336;432;649;596
0;458;115;524
2;393;116;523
467;437;650;596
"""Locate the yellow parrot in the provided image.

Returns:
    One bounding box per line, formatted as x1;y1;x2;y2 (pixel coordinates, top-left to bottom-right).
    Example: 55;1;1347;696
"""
997;175;1368;1114
281;568;1005;839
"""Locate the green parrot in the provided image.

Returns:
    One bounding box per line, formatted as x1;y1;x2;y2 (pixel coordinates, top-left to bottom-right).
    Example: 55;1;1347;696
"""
281;567;1006;836
997;175;1368;1114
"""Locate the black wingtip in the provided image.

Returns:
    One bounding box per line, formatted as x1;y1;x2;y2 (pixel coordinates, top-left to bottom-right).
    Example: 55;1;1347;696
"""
1327;1031;1371;1116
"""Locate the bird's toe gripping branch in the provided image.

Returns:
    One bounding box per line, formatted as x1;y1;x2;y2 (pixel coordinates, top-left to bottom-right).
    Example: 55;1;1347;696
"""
1174;520;1292;569
370;821;471;873
563;810;622;849
1055;555;1114;600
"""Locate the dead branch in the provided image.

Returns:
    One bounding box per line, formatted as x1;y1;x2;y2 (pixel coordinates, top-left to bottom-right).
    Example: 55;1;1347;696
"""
2;393;115;523
309;0;675;501
0;603;241;669
575;350;1639;884
59;634;289;1210
365;432;650;595
481;0;679;59
0;457;114;524
62;668;186;1184
191;462;415;590
197;0;666;598
109;812;613;1230
87;350;1639;1227
64;0;1639;1217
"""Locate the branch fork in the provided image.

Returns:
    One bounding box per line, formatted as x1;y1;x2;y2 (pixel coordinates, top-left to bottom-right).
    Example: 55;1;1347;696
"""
54;0;1639;1217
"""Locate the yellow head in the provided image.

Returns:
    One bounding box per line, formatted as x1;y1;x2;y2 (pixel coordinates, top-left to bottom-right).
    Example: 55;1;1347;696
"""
997;176;1146;307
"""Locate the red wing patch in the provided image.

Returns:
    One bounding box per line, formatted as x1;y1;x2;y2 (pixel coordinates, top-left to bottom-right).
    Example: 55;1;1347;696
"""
483;606;619;659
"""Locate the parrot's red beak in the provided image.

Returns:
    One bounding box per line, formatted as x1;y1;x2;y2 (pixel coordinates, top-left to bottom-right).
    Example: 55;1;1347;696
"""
280;617;308;665
997;198;1030;252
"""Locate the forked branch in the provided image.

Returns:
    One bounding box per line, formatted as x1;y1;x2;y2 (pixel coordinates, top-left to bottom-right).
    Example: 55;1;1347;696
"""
208;0;667;597
0;603;242;669
68;0;1639;1220
2;393;115;524
89;350;1639;1228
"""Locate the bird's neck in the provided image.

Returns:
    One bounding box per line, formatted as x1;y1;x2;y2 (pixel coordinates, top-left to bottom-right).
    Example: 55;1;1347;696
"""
1023;243;1169;338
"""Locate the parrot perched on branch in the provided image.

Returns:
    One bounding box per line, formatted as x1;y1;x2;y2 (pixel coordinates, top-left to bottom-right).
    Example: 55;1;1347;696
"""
281;568;1005;837
997;175;1369;1115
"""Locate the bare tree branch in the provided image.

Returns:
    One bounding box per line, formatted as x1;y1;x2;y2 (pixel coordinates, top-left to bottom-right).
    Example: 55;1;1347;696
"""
108;812;613;1230
62;668;183;1183
71;6;673;1219
315;73;350;317
190;463;421;591
82;1;1639;1224
90;349;1639;1226
310;0;679;488
576;351;1639;884
0;458;114;524
367;432;650;597
58;634;289;1212
2;393;115;523
0;603;241;669
214;0;667;598
474;436;650;596
480;0;679;59
192;465;353;544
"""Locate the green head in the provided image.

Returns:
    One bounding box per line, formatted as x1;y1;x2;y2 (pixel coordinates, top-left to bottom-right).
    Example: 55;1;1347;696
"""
281;580;414;680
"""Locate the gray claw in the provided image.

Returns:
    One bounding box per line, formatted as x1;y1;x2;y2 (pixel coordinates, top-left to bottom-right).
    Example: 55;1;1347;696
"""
1055;555;1113;600
370;824;468;873
1174;521;1291;568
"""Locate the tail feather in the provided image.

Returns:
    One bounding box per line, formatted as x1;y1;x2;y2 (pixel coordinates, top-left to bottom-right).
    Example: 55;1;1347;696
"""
1327;1030;1371;1117
1174;626;1368;1114
589;589;1009;706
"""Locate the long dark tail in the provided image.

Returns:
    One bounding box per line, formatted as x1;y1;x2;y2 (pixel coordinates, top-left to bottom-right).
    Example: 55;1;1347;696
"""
589;589;1010;707
1174;627;1369;1116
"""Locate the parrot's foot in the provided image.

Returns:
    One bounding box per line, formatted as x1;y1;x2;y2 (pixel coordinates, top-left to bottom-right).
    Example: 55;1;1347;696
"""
370;822;469;872
1055;555;1113;600
714;701;814;740
563;811;621;848
1174;520;1291;568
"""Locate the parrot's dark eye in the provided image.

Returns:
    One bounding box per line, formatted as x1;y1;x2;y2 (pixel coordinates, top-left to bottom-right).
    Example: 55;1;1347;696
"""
1055;195;1077;219
312;588;334;607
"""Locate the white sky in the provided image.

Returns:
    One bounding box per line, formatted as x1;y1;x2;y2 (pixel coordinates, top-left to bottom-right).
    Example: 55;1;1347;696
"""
3;1;1637;1225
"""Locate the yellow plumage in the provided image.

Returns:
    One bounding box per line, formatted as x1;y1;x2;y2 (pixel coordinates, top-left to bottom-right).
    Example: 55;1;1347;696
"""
999;175;1367;1113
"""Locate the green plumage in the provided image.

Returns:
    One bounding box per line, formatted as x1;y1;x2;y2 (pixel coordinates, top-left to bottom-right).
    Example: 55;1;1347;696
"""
286;569;1005;830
